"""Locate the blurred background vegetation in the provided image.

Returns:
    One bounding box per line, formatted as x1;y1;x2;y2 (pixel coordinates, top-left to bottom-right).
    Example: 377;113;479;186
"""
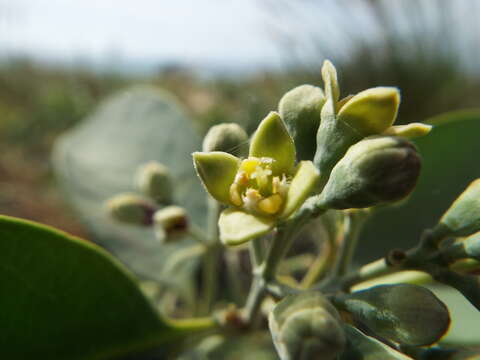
0;0;479;239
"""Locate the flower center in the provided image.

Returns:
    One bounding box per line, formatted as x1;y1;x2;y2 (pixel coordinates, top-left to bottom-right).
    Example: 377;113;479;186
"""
229;157;290;215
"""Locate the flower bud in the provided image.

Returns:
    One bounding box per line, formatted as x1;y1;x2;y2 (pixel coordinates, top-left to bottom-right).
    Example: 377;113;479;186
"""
202;123;248;157
106;193;156;226
319;136;421;209
135;161;173;204
269;292;346;360
153;205;188;242
278;85;325;161
433;179;480;238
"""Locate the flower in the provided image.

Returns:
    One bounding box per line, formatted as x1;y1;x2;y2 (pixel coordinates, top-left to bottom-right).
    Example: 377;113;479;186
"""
193;112;320;246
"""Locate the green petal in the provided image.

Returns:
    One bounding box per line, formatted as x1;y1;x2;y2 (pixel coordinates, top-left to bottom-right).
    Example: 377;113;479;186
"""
192;151;240;204
383;123;432;138
280;161;320;219
219;208;275;246
249;111;296;175
338;87;400;136
321;60;340;106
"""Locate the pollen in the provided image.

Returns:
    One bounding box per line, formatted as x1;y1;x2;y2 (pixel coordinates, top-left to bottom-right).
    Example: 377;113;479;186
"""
240;158;261;176
243;188;262;212
258;194;283;214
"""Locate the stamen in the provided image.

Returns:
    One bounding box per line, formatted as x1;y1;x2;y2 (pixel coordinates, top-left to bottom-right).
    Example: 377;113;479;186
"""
242;188;262;212
229;183;243;206
258;194;283;214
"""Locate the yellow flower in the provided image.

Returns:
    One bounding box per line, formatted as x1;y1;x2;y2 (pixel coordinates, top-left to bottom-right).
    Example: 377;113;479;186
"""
193;112;319;246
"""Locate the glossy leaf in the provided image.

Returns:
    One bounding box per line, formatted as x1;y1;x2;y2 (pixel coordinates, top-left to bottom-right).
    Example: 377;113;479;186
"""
340;325;413;360
249;111;296;175
0;215;192;359
280;161;320;219
337;87;400;136
193;151;240;205
336;284;450;346
218;208;274;246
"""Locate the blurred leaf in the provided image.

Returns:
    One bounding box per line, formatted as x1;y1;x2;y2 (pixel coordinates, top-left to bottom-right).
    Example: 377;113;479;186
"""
52;86;206;297
336;284;450;346
360;109;480;260
340;325;413;360
0;215;186;359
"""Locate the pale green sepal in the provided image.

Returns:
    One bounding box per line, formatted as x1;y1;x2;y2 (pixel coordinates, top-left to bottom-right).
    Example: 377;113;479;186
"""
249;111;296;175
338;87;400;136
219;208;275;246
383;123;432;138
321;60;340;106
280;161;320;219
192;151;240;205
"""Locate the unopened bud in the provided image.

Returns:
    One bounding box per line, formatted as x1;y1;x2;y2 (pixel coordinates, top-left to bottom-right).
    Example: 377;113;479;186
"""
320;136;421;209
153;205;188;242
269;292;346;360
279;85;325;161
135;161;173;204
202;123;248;157
106;193;156;226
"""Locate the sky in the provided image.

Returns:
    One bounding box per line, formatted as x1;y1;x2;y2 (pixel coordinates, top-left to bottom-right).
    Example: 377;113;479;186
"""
0;0;290;72
0;1;478;74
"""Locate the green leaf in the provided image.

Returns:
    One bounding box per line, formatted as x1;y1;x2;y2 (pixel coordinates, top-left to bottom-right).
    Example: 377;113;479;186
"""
337;87;400;136
51;86;206;298
278;84;325;161
193;151;240;205
0;215;197;359
335;284;450;346
218;208;274;246
249;111;296;175
340;325;413;360
280;161;320;219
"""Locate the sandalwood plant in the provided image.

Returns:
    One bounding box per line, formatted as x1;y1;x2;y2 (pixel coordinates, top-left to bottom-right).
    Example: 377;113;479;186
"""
1;61;480;359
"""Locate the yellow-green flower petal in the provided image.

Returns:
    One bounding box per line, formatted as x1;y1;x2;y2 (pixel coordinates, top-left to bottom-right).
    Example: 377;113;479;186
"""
192;151;240;204
249;111;296;175
383;123;432;138
338;87;400;136
321;60;340;107
219;208;275;246
280;161;320;219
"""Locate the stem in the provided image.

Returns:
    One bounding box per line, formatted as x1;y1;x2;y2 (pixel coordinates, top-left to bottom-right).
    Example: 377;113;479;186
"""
241;195;329;324
200;197;221;314
332;210;368;277
249;237;265;268
300;238;336;289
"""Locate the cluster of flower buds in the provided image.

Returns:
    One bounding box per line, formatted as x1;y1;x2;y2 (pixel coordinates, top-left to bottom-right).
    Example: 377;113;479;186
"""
106;161;189;243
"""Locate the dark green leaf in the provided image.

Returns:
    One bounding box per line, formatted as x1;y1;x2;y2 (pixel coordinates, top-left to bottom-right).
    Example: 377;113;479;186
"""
0;215;189;359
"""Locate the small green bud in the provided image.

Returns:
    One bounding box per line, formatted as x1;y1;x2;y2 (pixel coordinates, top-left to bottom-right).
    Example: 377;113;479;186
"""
320;136;421;209
269;292;346;360
106;193;156;226
279;85;325;161
434;179;480;238
202;122;248;157
135;161;173;203
153;205;188;242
